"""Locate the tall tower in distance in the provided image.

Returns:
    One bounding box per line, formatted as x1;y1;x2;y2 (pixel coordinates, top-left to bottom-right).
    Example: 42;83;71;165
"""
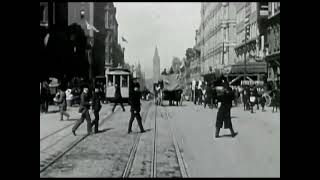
153;46;160;83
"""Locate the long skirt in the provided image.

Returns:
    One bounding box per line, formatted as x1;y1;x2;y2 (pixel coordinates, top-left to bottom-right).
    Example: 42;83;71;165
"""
216;105;233;129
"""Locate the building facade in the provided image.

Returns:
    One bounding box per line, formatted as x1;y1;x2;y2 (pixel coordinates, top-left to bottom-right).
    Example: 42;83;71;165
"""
40;2;70;82
230;2;269;83
190;28;202;82
68;2;120;77
199;2;237;76
265;2;280;87
104;3;119;69
153;47;160;83
40;2;120;86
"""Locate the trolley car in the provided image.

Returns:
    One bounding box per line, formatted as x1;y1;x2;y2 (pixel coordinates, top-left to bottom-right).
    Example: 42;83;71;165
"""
105;68;132;103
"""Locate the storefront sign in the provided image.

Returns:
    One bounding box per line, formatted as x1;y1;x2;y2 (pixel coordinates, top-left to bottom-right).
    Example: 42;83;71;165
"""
241;80;264;86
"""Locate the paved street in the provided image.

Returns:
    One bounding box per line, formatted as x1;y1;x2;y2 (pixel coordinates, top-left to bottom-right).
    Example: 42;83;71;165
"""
40;101;153;177
40;100;279;177
168;101;280;177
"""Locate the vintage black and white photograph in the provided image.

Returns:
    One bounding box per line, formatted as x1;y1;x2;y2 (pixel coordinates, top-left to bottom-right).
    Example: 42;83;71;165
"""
40;2;280;177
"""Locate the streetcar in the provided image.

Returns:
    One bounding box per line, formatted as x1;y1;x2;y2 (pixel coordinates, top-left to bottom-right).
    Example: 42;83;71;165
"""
105;67;132;103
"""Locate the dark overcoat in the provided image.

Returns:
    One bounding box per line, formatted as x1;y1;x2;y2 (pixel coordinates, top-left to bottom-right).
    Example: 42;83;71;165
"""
216;90;234;129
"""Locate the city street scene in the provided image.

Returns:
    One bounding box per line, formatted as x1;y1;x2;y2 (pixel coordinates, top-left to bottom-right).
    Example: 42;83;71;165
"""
40;2;280;177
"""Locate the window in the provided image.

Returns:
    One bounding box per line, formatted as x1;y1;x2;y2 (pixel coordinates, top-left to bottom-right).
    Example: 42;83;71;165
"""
40;6;44;22
107;75;114;86
122;75;128;87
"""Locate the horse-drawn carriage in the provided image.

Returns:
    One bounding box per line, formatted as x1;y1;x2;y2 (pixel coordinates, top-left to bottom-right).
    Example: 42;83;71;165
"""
154;73;184;106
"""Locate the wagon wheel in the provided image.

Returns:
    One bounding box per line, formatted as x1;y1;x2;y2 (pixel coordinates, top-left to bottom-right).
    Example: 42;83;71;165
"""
264;93;272;107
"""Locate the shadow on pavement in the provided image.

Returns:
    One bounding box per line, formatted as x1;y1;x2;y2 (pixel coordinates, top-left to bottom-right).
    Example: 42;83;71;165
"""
64;118;78;121
95;128;114;134
219;132;239;138
129;128;153;134
143;128;152;133
46;110;60;114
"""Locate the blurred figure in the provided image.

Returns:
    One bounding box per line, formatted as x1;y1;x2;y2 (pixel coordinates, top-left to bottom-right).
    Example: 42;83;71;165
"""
272;87;280;112
66;88;73;107
242;86;250;111
212;86;218;108
91;87;102;133
112;83;125;112
56;87;70;121
198;85;204;105
260;92;267;112
204;84;213;109
40;81;50;113
233;87;239;107
249;91;256;113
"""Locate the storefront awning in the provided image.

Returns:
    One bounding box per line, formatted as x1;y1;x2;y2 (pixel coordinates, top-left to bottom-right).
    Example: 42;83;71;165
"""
229;62;267;74
265;51;280;67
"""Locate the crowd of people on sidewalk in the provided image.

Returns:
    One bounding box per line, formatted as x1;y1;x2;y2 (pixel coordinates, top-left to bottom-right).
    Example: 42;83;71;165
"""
40;78;106;114
190;81;280;113
188;80;280;138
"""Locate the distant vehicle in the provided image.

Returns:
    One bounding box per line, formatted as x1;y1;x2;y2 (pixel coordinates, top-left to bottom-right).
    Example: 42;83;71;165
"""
105;67;132;103
159;74;185;106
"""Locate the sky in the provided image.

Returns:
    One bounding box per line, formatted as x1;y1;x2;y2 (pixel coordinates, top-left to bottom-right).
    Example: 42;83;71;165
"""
115;2;201;79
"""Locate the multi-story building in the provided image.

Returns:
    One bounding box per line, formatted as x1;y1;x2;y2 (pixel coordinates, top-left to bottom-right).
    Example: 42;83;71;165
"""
40;2;69;82
230;2;269;83
104;3;119;69
265;2;280;87
199;2;237;76
68;2;120;77
40;2;121;85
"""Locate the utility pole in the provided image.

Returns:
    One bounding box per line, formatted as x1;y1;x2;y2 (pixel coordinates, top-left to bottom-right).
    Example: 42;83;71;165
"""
244;17;250;82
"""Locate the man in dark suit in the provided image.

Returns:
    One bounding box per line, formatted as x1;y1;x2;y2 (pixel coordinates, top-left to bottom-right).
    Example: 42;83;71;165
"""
72;87;92;136
112;83;125;112
128;83;145;134
91;87;102;133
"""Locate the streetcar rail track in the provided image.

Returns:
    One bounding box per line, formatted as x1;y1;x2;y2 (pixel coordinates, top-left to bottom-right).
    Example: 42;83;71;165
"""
40;110;111;142
123;104;190;178
122;102;153;178
150;104;157;178
162;106;190;177
40;108;118;174
40;123;74;142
